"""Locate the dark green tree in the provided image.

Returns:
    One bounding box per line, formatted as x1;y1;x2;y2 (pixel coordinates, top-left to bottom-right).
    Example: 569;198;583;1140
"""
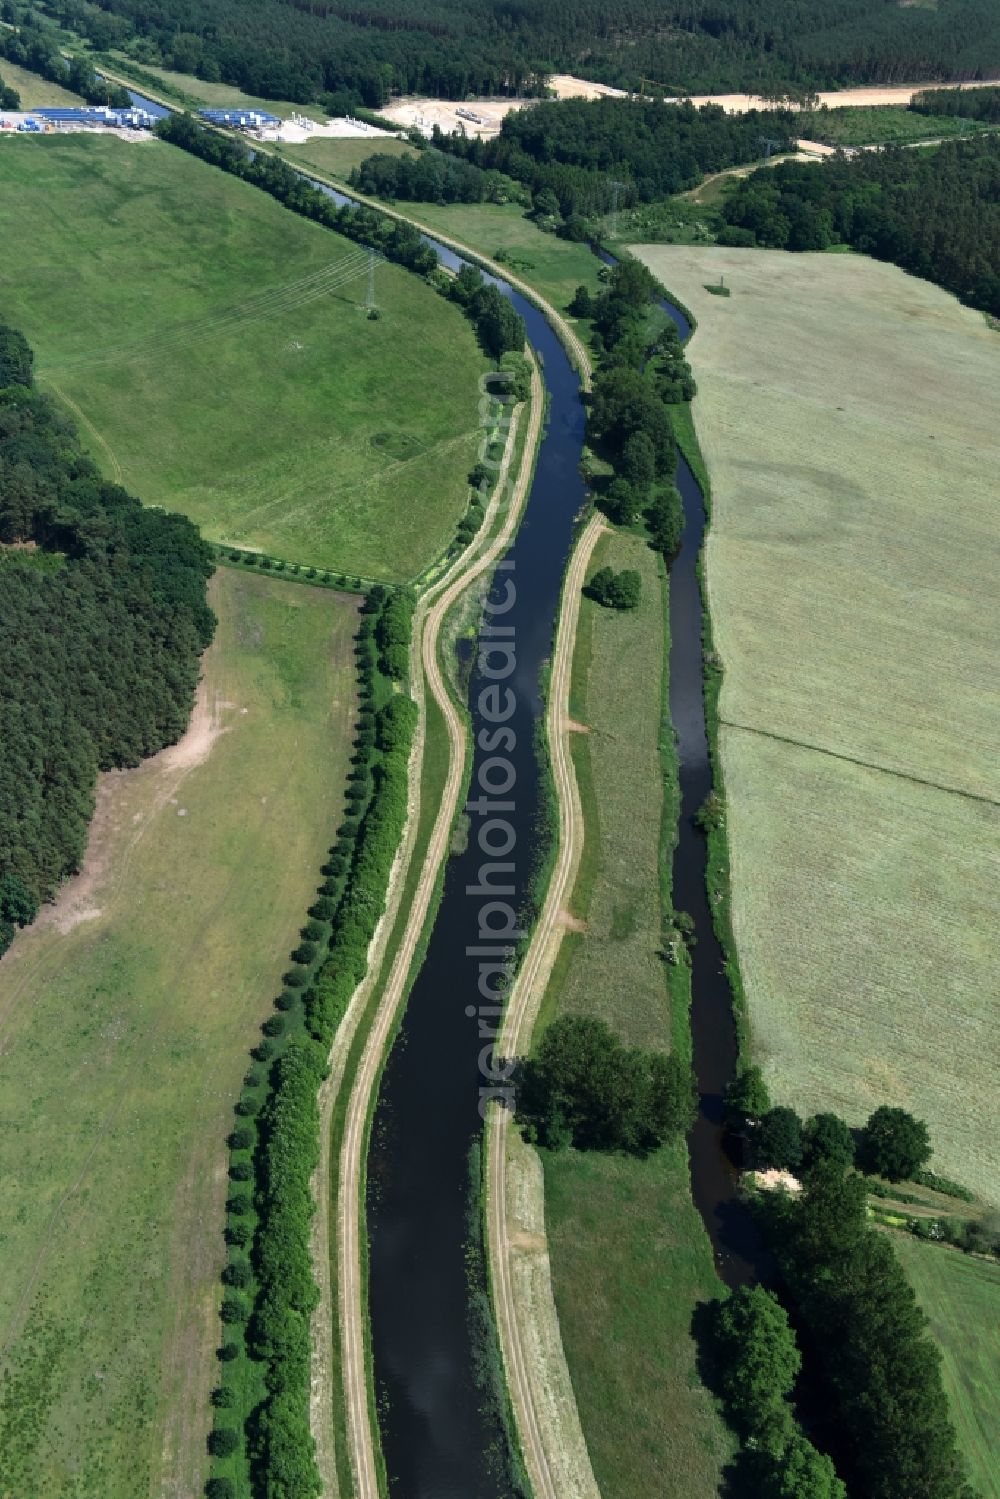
802;1112;854;1171
757;1106;804;1172
858;1105;931;1181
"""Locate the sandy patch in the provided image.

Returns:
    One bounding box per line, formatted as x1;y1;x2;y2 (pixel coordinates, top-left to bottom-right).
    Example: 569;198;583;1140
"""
564;717;590;734
558;909;588;933
34;677;234;937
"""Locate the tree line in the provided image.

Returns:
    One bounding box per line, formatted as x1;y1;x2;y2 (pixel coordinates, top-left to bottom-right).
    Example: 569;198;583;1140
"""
0;18;131;107
573;258;695;560
911;85;1000;122
0;323;214;957
207;589;417;1498
437;98;795;224
30;0;1000;110
719;135;1000;318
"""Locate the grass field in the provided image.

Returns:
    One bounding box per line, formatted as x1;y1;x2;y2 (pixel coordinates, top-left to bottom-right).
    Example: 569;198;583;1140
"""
102;53;331;120
277;135;417;180
271;139;607;311
891;1237;1000;1497
0;135;487;580
0;569;357;1498
799;105;988;146
631;245;1000;1201
0;59;83;106
540;530;732;1498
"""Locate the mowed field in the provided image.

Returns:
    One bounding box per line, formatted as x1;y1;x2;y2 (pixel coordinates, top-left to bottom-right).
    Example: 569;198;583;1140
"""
542;532;732;1498
0;135;487;580
0;570;357;1498
631;245;1000;1200
891;1237;1000;1498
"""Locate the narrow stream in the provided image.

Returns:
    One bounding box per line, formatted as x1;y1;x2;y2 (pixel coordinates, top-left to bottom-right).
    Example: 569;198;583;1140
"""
113;101;759;1486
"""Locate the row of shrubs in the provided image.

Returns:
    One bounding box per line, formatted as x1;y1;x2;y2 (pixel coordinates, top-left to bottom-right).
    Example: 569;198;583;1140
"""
205;588;417;1499
216;547;373;594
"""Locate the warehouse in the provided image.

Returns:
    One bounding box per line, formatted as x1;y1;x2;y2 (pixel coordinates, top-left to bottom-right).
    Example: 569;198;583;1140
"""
198;106;282;131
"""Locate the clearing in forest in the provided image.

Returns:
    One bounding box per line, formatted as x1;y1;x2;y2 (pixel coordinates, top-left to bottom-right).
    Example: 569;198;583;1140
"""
631;245;1000;1202
0;570;357;1498
0;135;487;580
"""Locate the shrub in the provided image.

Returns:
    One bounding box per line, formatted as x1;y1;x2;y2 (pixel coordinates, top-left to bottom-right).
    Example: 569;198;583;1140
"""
206;1479;236;1499
226;1193;251;1216
211;1385;235;1408
234;1095;259;1118
309;898;336;922
725;1065;770;1127
254;1039;276;1062
207;1426;238;1457
291;941;317;965
275;989;297;1011
244;1069;263;1089
223;1258;251;1288
220;1296;248;1324
302;919;326;941
283;969;307;988
261;1014;285;1037
229;1127;253;1151
225;1221;250;1248
229;1160;252;1182
217;1342;240;1362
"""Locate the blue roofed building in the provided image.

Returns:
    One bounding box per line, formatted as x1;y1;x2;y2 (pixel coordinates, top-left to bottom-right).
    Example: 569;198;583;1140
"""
198;107;282;130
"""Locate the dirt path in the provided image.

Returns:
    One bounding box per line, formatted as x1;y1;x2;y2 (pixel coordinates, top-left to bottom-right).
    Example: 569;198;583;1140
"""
486;512;606;1499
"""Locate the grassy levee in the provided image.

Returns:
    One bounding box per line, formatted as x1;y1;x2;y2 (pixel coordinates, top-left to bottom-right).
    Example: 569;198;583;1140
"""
538;530;733;1497
631;245;1000;1202
0;134;487;581
890;1236;1000;1498
0;569;358;1499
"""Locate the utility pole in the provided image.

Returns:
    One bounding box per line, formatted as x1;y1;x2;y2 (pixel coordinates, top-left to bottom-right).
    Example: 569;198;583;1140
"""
366;247;376;314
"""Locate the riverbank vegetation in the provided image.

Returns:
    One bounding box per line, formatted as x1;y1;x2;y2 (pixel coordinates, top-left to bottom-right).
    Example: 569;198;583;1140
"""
631;245;999;1207
0;570;358;1497
0;133;487;581
536;530;733;1497
0;323;214;955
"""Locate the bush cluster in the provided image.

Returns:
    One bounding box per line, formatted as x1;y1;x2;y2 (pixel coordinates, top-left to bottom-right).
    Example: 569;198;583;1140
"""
517;1014;695;1155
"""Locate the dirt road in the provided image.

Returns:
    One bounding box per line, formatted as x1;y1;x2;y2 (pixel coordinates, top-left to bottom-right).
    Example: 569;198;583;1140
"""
487;510;606;1499
333;357;544;1499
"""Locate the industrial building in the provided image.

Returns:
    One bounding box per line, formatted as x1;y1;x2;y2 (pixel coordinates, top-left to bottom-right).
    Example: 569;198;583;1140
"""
0;106;156;133
198;107;282;131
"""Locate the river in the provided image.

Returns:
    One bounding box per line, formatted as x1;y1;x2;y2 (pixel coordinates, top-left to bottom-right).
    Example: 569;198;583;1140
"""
114;96;755;1490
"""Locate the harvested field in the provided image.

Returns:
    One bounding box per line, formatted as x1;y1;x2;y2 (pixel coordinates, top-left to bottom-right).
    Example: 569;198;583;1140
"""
630;245;1000;1201
0;135;487;581
0;570;357;1498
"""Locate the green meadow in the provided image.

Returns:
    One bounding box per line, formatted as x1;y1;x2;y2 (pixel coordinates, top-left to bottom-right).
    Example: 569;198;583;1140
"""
0;571;357;1498
0;134;487;580
540;531;732;1498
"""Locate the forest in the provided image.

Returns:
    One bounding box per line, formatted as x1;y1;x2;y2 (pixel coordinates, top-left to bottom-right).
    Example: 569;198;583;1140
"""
33;0;1000;109
0;19;131;106
0;324;214;956
719;136;1000;317
392;97;795;220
